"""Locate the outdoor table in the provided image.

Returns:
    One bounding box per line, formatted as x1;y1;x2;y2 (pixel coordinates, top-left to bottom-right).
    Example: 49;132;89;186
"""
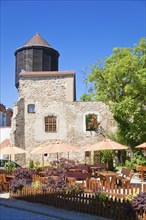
68;168;82;172
96;171;118;188
89;164;108;177
6;175;15;181
90;166;103;177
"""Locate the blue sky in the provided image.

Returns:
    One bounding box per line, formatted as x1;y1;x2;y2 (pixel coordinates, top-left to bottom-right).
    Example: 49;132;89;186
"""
0;0;145;109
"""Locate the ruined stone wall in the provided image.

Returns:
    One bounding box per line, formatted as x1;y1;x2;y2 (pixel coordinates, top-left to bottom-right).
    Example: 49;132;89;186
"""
10;99;26;165
11;75;117;165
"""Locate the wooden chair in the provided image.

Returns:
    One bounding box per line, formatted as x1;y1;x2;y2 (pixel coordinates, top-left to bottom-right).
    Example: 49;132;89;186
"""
0;174;9;191
0;179;3;193
66;177;76;185
142;166;146;180
136;165;143;180
116;168;134;187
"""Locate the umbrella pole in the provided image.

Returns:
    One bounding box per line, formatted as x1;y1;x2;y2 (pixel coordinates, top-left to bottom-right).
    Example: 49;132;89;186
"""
57;153;59;168
68;152;69;160
107;152;109;173
42;154;44;167
84;152;86;165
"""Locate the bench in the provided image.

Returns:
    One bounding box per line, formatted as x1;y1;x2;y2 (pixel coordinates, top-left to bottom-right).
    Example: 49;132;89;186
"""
116;167;134;187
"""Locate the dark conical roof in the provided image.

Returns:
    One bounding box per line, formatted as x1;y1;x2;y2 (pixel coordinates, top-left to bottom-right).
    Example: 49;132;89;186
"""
22;33;52;48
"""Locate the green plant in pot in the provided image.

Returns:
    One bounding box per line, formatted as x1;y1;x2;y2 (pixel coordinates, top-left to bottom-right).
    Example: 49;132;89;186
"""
4;160;16;174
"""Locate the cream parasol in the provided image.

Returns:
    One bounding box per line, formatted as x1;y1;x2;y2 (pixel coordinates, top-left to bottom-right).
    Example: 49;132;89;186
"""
83;138;128;171
0;144;27;160
135;142;146;156
32;140;82;160
83;139;128;151
135;142;146;149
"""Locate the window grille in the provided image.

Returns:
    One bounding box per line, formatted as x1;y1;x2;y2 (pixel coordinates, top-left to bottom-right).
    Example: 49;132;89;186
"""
45;116;57;132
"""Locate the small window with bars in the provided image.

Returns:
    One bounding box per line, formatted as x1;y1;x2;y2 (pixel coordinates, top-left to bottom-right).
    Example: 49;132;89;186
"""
45;116;57;132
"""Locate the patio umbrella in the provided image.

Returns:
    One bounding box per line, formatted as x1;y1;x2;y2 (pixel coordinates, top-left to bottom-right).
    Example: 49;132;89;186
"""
30;145;46;166
30;145;45;154
135;142;146;149
83;138;128;171
34;140;82;161
83;139;128;151
0;144;27;160
135;142;146;156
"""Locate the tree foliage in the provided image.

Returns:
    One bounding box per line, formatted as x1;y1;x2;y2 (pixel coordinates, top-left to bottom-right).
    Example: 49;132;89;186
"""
81;38;146;146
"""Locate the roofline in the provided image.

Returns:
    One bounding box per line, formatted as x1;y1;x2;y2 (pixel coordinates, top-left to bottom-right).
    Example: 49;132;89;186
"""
14;45;59;56
19;71;76;78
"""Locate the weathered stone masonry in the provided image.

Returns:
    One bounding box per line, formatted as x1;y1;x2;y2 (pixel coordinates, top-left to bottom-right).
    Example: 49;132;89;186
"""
11;72;116;165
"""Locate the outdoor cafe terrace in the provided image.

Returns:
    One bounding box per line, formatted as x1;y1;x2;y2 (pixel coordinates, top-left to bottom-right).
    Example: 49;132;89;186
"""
0;140;146;220
0;159;146;220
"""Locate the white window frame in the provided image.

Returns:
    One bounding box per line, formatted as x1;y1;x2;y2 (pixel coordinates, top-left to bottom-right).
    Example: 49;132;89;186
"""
83;111;101;133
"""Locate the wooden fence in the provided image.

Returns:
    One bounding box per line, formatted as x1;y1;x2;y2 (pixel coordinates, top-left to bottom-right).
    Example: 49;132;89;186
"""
85;178;146;198
32;175;146;199
10;186;141;220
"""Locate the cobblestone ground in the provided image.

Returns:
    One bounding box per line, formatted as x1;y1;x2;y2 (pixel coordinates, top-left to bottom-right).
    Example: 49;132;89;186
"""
0;206;59;220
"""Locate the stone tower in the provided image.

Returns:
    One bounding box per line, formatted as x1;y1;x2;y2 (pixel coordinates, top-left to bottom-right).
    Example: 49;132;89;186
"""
14;33;60;88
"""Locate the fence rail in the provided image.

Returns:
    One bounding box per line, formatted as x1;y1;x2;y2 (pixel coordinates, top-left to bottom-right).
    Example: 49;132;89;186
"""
85;178;146;198
10;186;144;220
32;175;146;198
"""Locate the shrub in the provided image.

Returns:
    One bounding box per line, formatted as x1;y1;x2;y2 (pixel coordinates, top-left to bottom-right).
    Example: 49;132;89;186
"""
132;192;146;217
32;180;42;190
97;191;107;202
125;150;146;170
4;160;16;174
100;150;114;171
29;159;34;169
9;168;36;193
65;183;83;194
34;161;41;170
42;166;67;191
50;158;76;169
125;193;138;202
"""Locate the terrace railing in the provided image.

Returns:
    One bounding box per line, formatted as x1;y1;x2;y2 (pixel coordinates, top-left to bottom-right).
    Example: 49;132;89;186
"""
10;186;143;220
85;178;145;198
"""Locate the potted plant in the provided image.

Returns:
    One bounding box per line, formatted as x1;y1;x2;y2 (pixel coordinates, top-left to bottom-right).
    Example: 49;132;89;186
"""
4;160;16;174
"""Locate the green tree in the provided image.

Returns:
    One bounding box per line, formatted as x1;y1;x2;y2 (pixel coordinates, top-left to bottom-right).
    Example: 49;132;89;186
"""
81;38;146;146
